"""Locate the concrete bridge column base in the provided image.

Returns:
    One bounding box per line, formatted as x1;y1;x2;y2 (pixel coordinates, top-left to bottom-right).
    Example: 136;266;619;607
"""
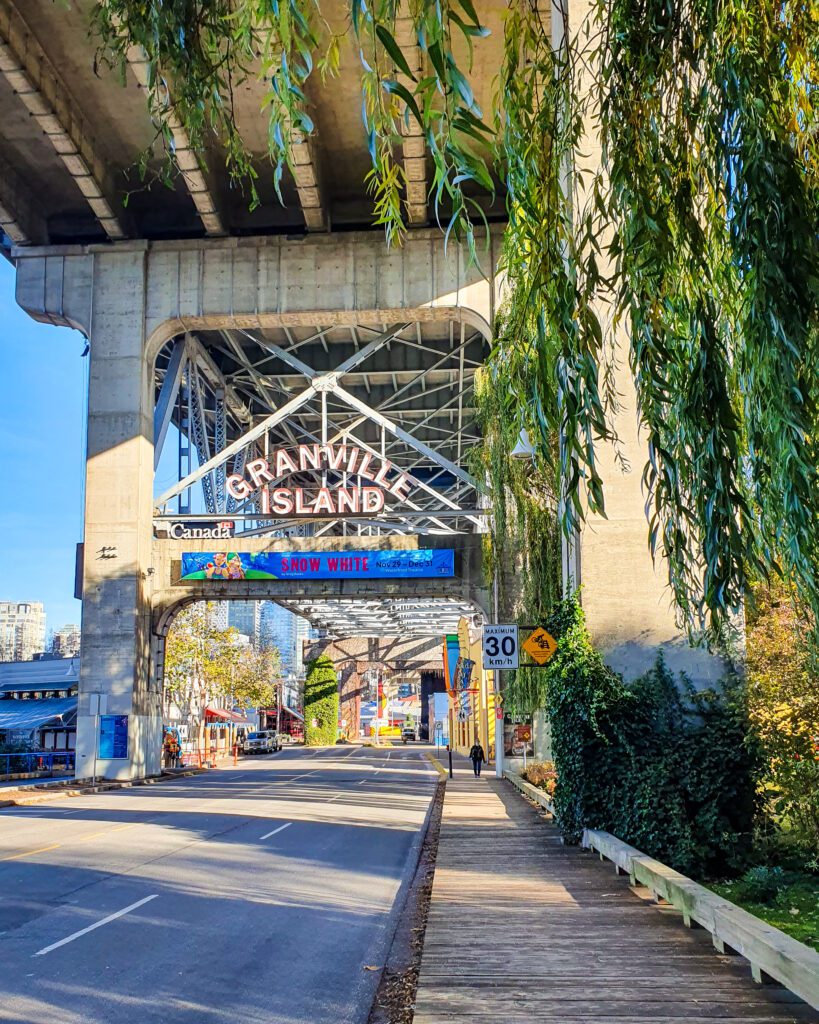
74;251;161;781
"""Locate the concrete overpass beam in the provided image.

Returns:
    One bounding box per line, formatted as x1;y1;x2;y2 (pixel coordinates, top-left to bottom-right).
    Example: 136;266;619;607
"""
394;10;427;226
291;129;327;231
0;0;126;240
123;45;226;237
0;148;46;244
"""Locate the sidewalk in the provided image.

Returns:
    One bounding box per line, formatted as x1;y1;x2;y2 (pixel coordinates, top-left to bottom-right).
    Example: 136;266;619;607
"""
413;762;817;1023
0;775;69;790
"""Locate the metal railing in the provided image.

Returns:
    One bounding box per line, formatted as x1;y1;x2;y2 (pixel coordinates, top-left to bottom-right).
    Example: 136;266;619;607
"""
0;751;76;778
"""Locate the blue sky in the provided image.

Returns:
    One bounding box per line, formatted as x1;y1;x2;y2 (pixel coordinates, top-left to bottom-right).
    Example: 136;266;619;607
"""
0;258;86;634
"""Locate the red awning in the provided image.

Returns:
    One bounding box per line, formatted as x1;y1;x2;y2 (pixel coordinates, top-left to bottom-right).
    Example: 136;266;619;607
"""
204;706;251;723
204;706;232;720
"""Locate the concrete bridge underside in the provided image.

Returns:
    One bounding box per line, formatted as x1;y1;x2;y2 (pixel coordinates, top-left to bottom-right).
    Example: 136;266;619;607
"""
5;0;724;782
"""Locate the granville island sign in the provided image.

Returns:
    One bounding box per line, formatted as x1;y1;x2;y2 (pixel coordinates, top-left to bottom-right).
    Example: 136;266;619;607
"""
225;443;412;516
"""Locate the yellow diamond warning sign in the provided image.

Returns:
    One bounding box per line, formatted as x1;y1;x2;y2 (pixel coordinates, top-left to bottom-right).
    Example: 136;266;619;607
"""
521;627;558;665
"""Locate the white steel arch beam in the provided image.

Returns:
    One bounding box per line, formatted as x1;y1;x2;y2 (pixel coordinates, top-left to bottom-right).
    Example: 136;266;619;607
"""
155;386;313;508
188;364;216;513
154;321;483;511
153;337;187;469
333;383;481;493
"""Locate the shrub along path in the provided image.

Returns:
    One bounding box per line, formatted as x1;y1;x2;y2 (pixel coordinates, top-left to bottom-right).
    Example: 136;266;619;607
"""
413;764;819;1023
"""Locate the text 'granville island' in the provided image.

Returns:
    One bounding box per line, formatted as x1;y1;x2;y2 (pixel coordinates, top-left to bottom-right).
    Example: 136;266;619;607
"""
225;443;412;516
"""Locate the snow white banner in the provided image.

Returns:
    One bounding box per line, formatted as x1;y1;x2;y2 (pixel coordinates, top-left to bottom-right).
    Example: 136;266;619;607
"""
181;549;455;581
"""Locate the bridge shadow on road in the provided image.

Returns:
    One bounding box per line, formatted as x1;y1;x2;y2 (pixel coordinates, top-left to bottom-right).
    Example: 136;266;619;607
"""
0;752;439;1024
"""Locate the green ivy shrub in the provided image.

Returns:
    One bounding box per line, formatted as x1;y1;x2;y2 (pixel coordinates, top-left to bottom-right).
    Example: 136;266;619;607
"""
546;596;758;878
731;865;787;904
304;655;339;747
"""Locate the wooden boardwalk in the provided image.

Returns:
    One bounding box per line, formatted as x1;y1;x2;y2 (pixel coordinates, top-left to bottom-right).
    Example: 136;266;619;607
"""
414;766;819;1024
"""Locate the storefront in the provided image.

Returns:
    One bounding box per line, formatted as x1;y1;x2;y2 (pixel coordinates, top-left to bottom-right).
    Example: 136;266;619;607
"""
201;706;253;761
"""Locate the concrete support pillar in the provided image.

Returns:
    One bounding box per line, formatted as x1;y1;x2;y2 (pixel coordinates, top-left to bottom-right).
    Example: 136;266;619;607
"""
75;252;161;780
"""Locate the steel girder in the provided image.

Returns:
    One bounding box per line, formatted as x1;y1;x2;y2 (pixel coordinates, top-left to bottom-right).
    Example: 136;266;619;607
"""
153;319;488;542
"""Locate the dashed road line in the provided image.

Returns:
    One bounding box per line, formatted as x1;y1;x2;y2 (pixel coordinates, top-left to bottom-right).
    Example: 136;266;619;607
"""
1;843;60;862
259;822;292;840
33;894;159;957
76;823;136;843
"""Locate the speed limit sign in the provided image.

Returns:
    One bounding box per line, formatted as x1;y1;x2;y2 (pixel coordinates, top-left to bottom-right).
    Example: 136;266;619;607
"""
482;624;519;669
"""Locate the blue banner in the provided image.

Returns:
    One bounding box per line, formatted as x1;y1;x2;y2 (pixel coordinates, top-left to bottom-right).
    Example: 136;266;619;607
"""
181;549;455;581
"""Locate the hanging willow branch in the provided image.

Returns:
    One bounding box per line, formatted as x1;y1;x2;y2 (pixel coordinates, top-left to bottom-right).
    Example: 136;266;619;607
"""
93;0;819;638
600;0;819;635
93;0;494;250
495;0;613;539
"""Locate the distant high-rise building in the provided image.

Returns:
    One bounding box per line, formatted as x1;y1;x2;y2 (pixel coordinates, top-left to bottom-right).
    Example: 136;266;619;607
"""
0;602;46;662
205;602;229;630
51;624;81;659
294;614;316;677
260;602;296;676
227;602;261;647
260;603;316;678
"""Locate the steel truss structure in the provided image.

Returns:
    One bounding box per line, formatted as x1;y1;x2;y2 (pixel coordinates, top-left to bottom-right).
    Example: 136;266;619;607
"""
152;320;488;634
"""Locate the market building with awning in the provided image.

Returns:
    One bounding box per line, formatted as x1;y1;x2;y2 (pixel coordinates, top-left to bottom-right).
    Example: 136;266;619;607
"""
0;658;79;751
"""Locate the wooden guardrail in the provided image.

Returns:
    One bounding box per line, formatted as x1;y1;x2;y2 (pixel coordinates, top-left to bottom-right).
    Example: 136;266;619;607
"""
582;828;819;1012
504;769;556;815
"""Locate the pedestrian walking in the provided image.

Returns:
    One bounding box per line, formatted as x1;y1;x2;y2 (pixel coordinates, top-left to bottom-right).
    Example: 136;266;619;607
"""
469;741;485;778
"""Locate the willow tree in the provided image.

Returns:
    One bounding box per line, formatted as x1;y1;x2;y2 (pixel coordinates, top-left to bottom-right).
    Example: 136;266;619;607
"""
94;0;819;637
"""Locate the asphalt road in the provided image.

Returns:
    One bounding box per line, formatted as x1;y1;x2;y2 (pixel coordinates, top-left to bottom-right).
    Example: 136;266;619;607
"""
0;743;439;1024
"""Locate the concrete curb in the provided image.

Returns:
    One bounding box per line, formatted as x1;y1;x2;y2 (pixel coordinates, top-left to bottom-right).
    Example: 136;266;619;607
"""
423;751;447;777
0;768;207;808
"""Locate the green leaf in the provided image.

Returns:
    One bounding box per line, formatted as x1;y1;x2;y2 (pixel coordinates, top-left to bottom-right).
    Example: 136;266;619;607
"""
382;79;422;127
376;24;417;81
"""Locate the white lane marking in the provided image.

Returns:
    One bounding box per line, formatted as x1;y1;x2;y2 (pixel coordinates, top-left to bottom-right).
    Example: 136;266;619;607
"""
33;894;159;957
259;822;292;840
327;795;342;803
356;780;367;786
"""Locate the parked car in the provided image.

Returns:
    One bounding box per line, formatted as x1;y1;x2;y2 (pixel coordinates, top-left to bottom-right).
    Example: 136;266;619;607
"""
242;730;282;755
401;727;416;743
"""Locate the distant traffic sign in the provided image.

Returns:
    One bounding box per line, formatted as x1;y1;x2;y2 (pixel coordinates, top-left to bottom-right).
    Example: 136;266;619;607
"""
482;624;519;669
522;626;558;665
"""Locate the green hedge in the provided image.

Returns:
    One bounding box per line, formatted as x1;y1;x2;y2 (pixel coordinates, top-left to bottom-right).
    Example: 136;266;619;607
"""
546;596;758;877
304;655;339;747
